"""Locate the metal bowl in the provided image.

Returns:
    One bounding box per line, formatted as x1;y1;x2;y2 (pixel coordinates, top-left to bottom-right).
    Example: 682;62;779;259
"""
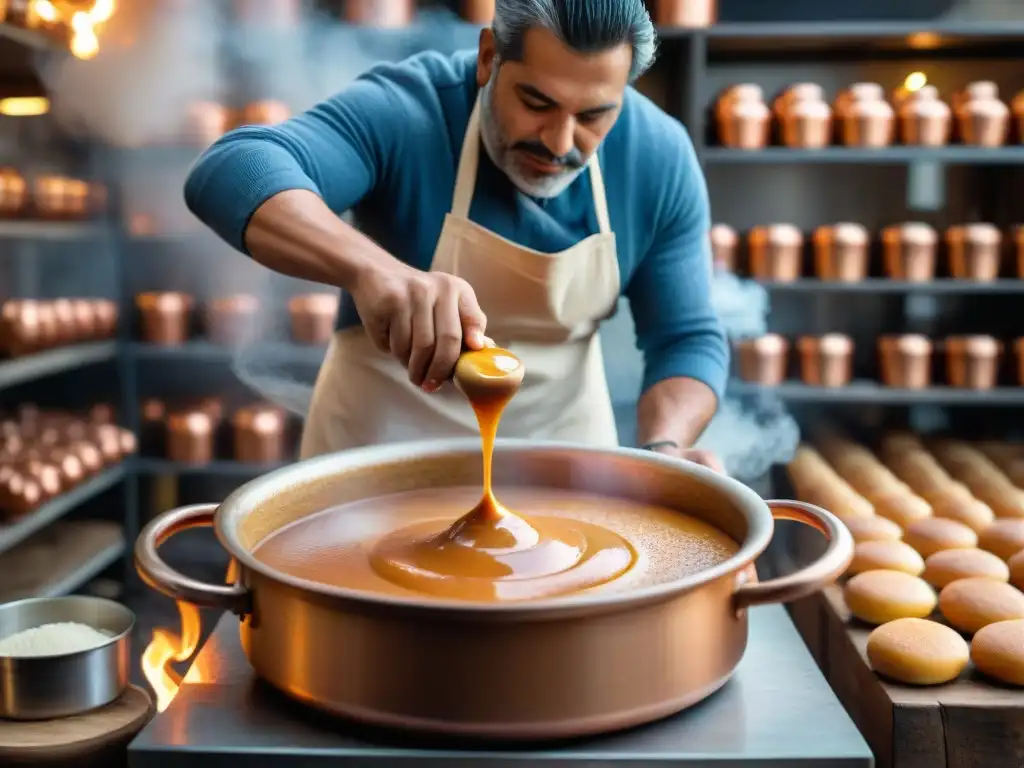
0;596;134;719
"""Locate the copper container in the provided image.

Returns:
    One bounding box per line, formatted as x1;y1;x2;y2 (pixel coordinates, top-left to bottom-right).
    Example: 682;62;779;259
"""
91;424;124;465
946;223;1002;282
184;101;230;146
1016;225;1024;278
834;83;885;118
136;442;851;739
289;293;339;345
167;411;215;464
879;335;932;389
1013;90;1024;143
0;167;27;217
881;223;938;282
836;85;894;148
32;176;90;219
735;334;789;386
773;83;825;117
47;446;86;487
709;224;737;272
233;404;288;463
16;458;63;501
206;294;259;345
51;298;77;345
238;100;291;127
748;225;803;281
343;0;415;26
954;81;1009;148
68;440;104;476
779;97;832;149
136;292;193;346
35;301;59;350
1015;338;1024;386
945;335;1001;390
93;299;119;338
649;0;716;27
140;399;167;456
797;334;854;388
812;223;869;282
89;404;116;424
898;86;951;147
460;0;494;24
70;299;98;340
2;299;45;356
234;0;302;25
0;472;43;518
715;85;770;150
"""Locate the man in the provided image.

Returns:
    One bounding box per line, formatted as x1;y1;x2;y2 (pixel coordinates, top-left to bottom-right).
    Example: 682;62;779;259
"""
185;0;728;469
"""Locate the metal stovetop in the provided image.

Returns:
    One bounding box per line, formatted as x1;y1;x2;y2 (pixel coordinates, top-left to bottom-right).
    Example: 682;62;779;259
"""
128;605;871;767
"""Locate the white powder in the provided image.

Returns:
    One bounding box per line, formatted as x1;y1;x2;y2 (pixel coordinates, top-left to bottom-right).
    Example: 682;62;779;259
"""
0;622;113;657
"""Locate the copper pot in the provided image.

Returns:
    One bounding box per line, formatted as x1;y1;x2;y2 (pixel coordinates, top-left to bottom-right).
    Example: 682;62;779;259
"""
1015;338;1024;386
0;167;27;217
460;0;494;24
944;335;1001;390
136;292;193;346
649;0;716;27
50;298;77;345
206;294;259;345
748;225;803;281
238;100;291;127
135;441;851;739
288;293;339;345
735;334;789;385
184;101;230;146
140;399;167;456
954;81;1009;148
92;299;119;339
778;92;832;149
234;0;302;25
166;411;215;464
797;334;854;388
342;0;415;26
836;84;894;147
709;224;737;272
898;86;951;147
946;223;1002;282
233;404;288;463
812;223;869;281
773;83;825;117
714;85;770;150
1015;224;1024;278
1012;90;1024;143
1;299;46;357
32;176;90;219
878;335;932;389
881;222;938;282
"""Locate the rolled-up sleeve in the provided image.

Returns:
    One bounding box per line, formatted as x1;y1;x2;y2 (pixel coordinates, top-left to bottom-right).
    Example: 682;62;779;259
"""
624;132;729;400
184;72;402;254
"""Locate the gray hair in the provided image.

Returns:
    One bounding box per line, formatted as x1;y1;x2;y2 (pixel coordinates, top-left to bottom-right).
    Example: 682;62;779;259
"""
492;0;658;83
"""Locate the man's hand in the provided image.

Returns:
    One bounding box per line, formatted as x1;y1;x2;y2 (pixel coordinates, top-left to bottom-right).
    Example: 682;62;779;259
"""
647;442;726;475
350;264;487;392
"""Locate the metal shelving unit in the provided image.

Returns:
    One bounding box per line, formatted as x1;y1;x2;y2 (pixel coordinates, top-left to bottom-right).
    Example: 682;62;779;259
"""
758;279;1024;294
702;147;1024;165
0;342;118;388
136;459;288;477
728;382;1024;406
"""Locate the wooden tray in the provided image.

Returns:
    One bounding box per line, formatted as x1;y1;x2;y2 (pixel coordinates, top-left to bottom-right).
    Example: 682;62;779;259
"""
789;587;1024;768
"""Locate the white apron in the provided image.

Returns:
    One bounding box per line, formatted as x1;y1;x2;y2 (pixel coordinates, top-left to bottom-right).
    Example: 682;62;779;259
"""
300;94;621;458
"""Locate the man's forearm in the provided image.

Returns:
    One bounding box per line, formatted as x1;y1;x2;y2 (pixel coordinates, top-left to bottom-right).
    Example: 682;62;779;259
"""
244;189;393;292
636;376;718;449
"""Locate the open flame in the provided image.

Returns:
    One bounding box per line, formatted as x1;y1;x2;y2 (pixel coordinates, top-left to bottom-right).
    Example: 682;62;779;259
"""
141;601;202;712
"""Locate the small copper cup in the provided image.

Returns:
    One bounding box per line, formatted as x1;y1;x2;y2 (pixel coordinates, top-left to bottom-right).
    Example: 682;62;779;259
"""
140;399;167;457
32;176;90;220
779;98;833;149
879;335;932;389
1015;338;1024;386
797;334;854;388
898;86;952;147
1012;224;1023;278
92;299;119;338
0;167;27;217
955;81;1010;148
167;410;215;464
944;335;1002;390
881;223;938;282
946;223;1002;282
748;224;803;281
649;0;716;27
233;404;288;463
812;223;869;282
735;335;789;386
205;294;259;345
288;293;339;345
137;292;193;345
342;0;415;26
715;85;771;150
839;95;895;148
709;224;738;272
1013;90;1024;143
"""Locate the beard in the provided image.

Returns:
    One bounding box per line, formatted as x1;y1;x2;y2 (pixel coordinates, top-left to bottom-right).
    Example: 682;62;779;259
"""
478;74;588;200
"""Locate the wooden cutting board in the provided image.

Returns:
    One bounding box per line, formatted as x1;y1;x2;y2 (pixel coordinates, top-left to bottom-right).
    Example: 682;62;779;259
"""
0;684;154;767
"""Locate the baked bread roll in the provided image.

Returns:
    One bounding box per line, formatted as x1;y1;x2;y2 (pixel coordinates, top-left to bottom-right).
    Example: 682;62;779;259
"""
976;442;1024;489
787;444;875;519
929;439;1024;519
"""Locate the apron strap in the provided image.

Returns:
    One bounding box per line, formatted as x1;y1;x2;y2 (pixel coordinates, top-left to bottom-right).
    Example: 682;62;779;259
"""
451;93;613;235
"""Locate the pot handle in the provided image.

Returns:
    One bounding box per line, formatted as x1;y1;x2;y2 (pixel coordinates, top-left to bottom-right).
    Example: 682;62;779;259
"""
733;500;853;610
134;503;251;616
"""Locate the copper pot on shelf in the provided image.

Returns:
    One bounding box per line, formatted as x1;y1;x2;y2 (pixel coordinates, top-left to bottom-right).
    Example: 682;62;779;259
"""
898;86;951;147
797;334;854;388
70;298;98;340
735;334;789;386
206;294;259;345
835;83;894;148
140;399;167;457
709;224;737;272
954;81;1009;148
136;292;193;346
747;224;803;281
289;293;339;345
1015;338;1024;386
812;223;869;282
1012;90;1024;143
714;84;770;150
775;84;832;149
1;299;46;357
0;472;43;519
184;101;230;146
1015;225;1024;278
881;223;938;282
233;404;288;463
460;0;494;24
167;410;215;464
0;167;27;217
946;223;1002;282
50;298;77;345
92;299;119;338
136;440;851;740
878;335;932;389
342;0;415;27
944;335;1001;390
32;176;90;220
649;0;716;28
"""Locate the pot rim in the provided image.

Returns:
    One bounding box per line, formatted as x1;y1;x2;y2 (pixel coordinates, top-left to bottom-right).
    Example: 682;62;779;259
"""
212;438;775;616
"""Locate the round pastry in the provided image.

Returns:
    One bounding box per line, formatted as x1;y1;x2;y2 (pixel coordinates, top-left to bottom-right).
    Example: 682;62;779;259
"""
904;517;978;559
923;548;1010;588
867;618;970;685
931;496;996;534
873;493;932;529
843;515;903;543
938;577;1024;634
978;519;1024;561
844;570;937;626
848;541;925;577
971;619;1024;686
1008;550;1024;591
